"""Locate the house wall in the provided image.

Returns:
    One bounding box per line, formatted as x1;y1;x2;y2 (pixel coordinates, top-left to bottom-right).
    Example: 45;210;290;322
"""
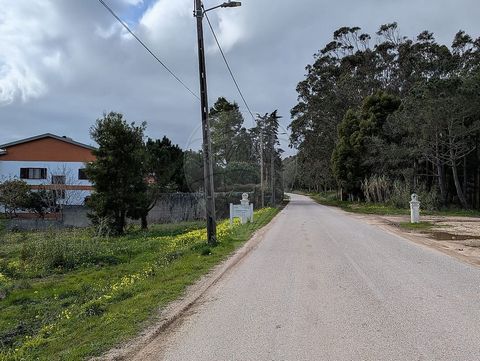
0;137;95;162
0;161;92;205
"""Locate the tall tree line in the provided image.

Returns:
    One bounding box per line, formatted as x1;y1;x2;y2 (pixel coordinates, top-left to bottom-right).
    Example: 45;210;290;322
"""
290;23;480;208
87;101;284;234
189;97;284;202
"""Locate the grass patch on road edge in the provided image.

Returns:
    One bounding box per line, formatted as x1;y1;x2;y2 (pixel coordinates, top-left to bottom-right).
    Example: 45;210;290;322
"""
398;222;435;231
0;207;280;360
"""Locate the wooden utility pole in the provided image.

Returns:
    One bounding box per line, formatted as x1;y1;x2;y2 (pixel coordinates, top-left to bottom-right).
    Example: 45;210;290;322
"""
271;130;275;206
260;131;265;208
195;0;217;246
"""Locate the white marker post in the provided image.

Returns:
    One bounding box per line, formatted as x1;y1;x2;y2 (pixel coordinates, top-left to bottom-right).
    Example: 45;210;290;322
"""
230;193;254;225
410;193;420;224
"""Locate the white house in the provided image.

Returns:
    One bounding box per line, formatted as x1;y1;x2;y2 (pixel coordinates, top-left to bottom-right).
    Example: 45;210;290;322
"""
0;133;96;206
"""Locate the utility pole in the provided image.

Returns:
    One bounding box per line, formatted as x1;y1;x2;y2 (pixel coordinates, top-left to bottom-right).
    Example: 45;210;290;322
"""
195;0;216;246
271;130;275;206
256;114;266;208
260;131;265;208
193;1;242;245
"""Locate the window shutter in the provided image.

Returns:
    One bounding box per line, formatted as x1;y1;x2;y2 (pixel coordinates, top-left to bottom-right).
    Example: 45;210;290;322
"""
20;168;27;179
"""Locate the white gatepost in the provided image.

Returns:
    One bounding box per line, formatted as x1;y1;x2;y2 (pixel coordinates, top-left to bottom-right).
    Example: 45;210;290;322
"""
230;193;254;225
410;193;420;224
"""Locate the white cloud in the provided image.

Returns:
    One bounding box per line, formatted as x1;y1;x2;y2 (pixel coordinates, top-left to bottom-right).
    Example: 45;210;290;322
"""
0;0;478;154
0;63;45;106
207;11;246;53
122;0;144;5
139;0;192;41
0;0;67;105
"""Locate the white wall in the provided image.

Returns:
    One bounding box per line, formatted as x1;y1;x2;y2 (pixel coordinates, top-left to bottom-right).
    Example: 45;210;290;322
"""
0;161;92;205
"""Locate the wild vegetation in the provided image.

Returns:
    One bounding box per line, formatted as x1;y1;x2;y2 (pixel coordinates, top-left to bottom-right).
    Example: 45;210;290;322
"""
189;98;284;204
0;207;279;360
82;102;284;236
289;23;480;210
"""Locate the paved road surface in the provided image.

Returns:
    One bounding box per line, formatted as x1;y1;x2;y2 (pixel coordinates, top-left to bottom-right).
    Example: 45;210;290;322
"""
138;194;480;361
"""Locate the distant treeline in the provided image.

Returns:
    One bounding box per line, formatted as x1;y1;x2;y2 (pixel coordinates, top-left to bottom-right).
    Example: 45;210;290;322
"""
289;23;480;209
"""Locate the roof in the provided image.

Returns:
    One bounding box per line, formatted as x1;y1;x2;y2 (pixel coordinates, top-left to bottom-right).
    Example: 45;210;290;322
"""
0;133;96;151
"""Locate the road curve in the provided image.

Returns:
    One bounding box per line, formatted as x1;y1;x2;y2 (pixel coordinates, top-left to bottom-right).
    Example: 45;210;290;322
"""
136;193;480;361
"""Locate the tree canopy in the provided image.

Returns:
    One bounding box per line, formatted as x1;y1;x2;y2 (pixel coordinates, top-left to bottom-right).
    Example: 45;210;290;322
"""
289;24;480;209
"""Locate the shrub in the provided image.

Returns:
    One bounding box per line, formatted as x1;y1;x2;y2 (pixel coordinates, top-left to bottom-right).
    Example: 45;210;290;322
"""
0;179;31;218
390;180;439;211
361;175;390;203
390;180;411;208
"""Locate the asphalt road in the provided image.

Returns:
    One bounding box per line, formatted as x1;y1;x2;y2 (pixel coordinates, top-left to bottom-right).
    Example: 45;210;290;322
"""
139;194;480;361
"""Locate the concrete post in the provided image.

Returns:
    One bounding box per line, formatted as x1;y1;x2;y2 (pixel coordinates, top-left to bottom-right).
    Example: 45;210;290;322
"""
410;193;420;224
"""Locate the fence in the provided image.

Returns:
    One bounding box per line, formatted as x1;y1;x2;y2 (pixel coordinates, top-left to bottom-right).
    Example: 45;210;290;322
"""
4;192;264;231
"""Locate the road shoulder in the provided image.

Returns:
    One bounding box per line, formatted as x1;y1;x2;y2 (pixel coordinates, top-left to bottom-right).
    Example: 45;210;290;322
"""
321;204;480;269
93;207;285;361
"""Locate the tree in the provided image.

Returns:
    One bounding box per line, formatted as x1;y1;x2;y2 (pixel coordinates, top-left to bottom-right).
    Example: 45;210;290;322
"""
86;112;147;235
332;92;400;197
395;77;480;208
135;137;186;229
24;190;49;218
0;179;31;218
209;97;246;165
253;111;283;205
289;24;480;209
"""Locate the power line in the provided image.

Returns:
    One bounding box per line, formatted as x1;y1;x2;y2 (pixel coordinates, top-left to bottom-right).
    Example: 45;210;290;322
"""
97;0;200;101
203;10;256;122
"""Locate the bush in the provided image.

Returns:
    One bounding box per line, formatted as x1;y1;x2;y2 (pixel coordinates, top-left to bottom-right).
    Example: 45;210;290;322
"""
390;180;439;211
390;180;411;208
0;179;31;218
361;177;440;211
361;175;390;203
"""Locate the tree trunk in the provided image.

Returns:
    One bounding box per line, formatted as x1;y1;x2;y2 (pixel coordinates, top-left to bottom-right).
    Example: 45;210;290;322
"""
476;165;480;209
476;135;480;209
436;160;447;206
452;162;469;209
116;210;126;235
141;214;148;230
413;159;418;189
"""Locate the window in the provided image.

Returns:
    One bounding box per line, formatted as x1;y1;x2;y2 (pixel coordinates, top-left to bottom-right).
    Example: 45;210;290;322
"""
20;168;47;180
51;175;66;199
51;175;66;185
78;169;88;180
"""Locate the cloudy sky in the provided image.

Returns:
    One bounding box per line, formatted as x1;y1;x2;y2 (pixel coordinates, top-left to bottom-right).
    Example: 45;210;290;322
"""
0;0;479;153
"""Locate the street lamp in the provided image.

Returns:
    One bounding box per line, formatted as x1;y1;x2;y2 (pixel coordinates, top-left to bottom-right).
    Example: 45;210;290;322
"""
194;0;241;246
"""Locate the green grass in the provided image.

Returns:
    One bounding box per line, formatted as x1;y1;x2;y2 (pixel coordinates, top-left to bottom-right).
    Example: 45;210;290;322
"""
0;207;280;360
398;221;435;231
308;193;480;218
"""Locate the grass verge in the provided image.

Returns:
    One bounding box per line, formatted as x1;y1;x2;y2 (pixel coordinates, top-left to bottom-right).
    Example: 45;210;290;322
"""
0;207;280;360
308;193;480;218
